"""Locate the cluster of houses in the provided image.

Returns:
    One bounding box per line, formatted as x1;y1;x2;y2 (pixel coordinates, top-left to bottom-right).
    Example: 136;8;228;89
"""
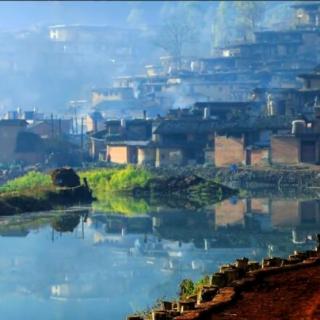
0;108;80;167
2;2;320;169
87;2;320;168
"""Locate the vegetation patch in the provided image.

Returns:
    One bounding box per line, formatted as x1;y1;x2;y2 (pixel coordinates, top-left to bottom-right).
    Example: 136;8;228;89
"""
0;171;51;193
80;166;152;199
0;170;92;216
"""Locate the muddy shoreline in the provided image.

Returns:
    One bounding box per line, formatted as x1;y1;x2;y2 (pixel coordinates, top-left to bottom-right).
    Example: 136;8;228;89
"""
149;165;320;190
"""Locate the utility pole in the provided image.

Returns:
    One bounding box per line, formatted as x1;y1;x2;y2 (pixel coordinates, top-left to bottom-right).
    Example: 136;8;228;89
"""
50;113;54;138
59;118;62;137
81;117;84;150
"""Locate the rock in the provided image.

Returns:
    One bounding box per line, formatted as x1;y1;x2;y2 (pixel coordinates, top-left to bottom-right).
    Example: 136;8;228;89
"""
197;286;218;304
247;261;260;271
178;300;196;313
51;167;81;188
161;301;173;311
211;272;227;287
235;257;249;272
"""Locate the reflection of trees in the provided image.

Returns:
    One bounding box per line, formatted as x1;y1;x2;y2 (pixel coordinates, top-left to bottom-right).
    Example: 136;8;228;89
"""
51;214;80;232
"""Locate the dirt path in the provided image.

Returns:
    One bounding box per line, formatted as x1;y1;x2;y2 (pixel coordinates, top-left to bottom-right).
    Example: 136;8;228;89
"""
211;265;320;320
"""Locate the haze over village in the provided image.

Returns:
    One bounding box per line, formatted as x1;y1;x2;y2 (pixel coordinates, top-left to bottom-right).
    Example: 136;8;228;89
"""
0;2;320;320
1;1;320;170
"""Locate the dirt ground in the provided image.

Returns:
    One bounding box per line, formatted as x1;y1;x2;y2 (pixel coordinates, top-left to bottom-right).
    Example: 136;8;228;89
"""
211;265;320;320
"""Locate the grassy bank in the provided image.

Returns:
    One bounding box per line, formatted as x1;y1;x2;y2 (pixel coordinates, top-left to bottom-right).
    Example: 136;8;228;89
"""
0;166;236;215
0;167;152;215
0;170;92;215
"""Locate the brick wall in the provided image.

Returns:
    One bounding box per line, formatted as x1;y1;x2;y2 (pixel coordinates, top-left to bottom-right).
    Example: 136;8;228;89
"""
271;136;300;164
215;135;244;167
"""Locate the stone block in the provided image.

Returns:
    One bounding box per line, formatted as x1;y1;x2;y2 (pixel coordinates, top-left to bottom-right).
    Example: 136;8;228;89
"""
210;272;227;287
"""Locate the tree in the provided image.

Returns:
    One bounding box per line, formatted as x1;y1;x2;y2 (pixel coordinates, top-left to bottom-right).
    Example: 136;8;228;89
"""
154;3;202;63
235;1;266;41
154;16;197;59
212;1;238;48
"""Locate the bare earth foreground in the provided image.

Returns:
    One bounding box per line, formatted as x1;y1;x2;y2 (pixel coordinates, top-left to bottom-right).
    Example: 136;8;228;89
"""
211;265;320;320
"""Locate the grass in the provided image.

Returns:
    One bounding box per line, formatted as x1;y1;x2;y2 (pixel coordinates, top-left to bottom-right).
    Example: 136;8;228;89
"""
0;171;51;194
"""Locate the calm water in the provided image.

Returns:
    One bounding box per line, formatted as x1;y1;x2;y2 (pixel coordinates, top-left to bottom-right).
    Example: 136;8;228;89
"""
0;196;318;320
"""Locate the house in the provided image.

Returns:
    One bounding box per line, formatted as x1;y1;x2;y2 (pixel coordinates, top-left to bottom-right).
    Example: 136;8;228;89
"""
193;101;254;120
86;111;105;133
3;108;44;123
28;119;72;139
271;107;320;165
152;119;217;166
291;2;320;29
0;120;27;163
0;120;44;165
214;116;293;167
91;87;141;118
107;141;151;165
88;118;153;163
88;130;108;161
14;131;44;164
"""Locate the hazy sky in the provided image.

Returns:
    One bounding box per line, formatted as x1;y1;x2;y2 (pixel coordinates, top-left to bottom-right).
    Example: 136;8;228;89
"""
0;1;165;30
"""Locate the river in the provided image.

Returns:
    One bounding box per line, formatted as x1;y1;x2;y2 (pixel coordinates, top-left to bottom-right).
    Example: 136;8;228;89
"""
0;194;318;319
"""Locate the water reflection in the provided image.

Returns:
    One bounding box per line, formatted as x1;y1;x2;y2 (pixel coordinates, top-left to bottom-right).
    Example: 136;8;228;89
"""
0;196;318;319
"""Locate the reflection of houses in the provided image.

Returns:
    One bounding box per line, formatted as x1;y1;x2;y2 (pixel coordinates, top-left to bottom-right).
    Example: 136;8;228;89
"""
271;199;320;228
151;210;215;244
215;198;246;228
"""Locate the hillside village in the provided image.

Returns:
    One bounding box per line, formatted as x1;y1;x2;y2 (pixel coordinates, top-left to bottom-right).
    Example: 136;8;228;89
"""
2;2;320;170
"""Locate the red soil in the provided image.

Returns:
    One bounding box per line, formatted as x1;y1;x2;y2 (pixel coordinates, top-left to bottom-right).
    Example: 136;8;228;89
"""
211;265;320;320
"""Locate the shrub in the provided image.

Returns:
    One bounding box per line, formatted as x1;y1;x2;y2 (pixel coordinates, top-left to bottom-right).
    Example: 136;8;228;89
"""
80;166;152;198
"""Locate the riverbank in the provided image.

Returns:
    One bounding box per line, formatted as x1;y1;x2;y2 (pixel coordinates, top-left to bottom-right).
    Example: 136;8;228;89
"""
150;164;320;190
0;186;93;215
128;248;320;320
0;167;236;215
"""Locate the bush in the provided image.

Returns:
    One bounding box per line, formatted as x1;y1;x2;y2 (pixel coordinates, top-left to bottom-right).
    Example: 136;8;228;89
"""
80;166;152;199
179;279;195;299
107;166;152;191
